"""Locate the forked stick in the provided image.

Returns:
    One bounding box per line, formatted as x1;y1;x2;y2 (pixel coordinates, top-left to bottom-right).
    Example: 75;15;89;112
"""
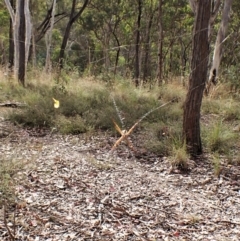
111;99;175;152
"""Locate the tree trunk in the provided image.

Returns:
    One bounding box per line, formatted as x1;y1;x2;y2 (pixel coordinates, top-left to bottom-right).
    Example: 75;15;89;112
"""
18;0;25;86
5;0;31;85
5;0;19;79
183;0;211;156
45;0;56;73
8;0;15;70
58;0;89;70
206;0;233;93
112;28;121;77
143;8;154;83
24;0;32;68
134;0;142;87
157;0;163;85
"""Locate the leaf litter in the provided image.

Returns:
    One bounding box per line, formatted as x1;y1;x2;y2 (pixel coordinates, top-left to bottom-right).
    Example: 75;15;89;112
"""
0;119;239;241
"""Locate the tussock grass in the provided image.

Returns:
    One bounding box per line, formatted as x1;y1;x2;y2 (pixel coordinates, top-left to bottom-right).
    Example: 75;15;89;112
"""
170;142;190;171
202;120;238;155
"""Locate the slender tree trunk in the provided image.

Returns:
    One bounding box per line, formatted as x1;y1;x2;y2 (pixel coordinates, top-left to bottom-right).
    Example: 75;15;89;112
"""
103;25;110;71
206;0;233;93
31;29;37;67
8;0;15;70
24;0;32;68
134;0;142;87
58;0;89;70
183;0;211;156
157;0;163;85
143;11;154;83
18;0;25;85
5;0;19;79
112;31;120;76
45;0;56;73
5;0;31;85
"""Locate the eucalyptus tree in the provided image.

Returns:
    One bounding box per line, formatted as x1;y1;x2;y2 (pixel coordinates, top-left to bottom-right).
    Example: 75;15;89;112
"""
207;0;233;93
157;0;163;84
183;0;211;156
58;0;89;70
142;0;158;83
4;0;32;86
222;0;240;79
134;0;142;86
45;0;56;73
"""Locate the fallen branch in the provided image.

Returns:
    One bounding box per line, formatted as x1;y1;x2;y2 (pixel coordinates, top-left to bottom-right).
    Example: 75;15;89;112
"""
0;102;26;108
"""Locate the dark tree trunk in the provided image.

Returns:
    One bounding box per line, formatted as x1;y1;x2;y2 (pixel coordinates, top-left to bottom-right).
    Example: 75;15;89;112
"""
143;12;154;83
183;0;211;156
112;31;120;76
8;0;15;70
18;0;25;86
58;0;89;70
157;0;163;85
134;0;142;87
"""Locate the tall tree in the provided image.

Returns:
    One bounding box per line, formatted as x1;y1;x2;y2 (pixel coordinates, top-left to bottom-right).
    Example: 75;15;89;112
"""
206;0;233;93
134;0;142;87
5;0;19;79
142;0;157;83
58;0;89;70
183;0;211;156
157;0;163;84
4;0;31;86
8;0;15;70
45;0;57;73
18;0;25;85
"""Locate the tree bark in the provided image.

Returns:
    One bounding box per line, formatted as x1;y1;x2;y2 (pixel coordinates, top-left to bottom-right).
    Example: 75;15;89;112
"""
134;0;142;87
183;0;211;156
157;0;163;85
5;0;19;78
18;0;25;85
58;0;89;70
8;0;15;70
143;3;155;83
45;0;56;73
24;0;32;68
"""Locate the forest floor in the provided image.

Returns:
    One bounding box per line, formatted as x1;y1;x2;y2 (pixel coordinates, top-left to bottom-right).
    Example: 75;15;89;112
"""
0;112;240;241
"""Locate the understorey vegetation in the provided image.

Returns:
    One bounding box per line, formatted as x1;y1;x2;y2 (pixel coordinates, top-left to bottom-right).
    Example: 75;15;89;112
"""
1;68;240;167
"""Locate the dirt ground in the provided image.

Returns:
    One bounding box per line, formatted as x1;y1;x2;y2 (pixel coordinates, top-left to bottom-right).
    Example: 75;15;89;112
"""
0;115;240;241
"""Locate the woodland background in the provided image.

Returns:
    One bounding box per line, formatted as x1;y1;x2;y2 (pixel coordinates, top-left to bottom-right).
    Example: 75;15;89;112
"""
0;0;239;85
0;2;240;240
